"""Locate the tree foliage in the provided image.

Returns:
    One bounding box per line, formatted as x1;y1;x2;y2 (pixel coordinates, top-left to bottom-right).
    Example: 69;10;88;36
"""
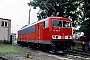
28;0;83;27
79;0;90;37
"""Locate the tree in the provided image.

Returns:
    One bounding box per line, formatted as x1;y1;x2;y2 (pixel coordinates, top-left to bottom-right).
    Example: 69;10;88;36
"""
28;0;83;27
79;0;90;37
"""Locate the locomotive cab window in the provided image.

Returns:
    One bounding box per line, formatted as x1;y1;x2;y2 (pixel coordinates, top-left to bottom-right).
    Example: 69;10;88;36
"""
63;21;71;27
52;20;62;27
43;20;48;28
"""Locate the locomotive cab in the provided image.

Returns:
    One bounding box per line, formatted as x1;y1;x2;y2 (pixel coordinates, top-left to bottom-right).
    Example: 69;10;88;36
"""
51;19;72;40
49;17;73;52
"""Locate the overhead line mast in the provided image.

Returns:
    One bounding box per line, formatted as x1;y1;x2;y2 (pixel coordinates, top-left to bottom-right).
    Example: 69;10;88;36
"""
28;0;31;25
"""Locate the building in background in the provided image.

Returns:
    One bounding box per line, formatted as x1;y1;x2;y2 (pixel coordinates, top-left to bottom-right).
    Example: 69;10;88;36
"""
0;18;11;43
10;33;16;45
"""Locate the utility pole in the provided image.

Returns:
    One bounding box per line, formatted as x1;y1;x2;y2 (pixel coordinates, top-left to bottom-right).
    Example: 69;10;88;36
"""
28;0;31;25
28;9;31;25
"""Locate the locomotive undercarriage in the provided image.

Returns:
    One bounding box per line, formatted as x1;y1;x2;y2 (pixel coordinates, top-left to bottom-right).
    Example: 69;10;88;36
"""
18;40;72;53
50;41;72;53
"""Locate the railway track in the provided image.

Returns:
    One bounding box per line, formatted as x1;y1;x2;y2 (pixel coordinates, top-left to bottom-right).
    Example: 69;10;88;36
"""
68;49;90;57
20;44;90;56
18;45;90;60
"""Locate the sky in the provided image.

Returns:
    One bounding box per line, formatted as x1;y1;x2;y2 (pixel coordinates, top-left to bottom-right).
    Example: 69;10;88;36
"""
0;0;39;34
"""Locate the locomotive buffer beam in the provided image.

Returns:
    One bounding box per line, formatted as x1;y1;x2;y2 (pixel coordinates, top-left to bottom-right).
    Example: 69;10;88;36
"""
49;42;63;54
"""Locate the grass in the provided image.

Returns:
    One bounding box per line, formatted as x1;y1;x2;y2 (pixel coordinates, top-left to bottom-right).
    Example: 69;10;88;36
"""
0;44;22;54
74;41;88;50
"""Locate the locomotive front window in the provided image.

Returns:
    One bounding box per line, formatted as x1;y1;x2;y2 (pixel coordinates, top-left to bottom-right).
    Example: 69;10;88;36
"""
63;21;71;27
52;20;62;27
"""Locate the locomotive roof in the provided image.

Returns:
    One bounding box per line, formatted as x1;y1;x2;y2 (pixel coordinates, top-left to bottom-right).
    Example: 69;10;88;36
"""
20;17;72;30
49;16;72;21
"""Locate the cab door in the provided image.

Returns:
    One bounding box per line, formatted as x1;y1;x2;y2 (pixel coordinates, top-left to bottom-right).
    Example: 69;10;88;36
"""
37;23;40;41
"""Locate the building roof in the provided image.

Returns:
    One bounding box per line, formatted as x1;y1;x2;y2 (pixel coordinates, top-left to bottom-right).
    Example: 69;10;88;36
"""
0;18;11;21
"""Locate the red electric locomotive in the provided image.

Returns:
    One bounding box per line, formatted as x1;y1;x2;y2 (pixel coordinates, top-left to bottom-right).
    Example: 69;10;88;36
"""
18;17;73;53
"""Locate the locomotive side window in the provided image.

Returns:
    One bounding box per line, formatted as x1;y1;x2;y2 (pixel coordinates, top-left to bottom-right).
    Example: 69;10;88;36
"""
43;20;48;28
20;29;25;34
63;21;71;27
20;25;35;34
28;25;35;32
52;20;62;27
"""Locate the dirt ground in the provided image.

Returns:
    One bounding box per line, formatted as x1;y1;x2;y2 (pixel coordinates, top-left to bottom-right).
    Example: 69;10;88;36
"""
0;45;65;60
0;45;90;60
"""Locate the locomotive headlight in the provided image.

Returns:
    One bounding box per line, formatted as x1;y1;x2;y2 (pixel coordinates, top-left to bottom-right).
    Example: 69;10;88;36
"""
56;36;58;39
52;35;61;39
58;36;61;39
68;36;70;38
68;36;72;39
52;36;56;39
65;36;72;39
